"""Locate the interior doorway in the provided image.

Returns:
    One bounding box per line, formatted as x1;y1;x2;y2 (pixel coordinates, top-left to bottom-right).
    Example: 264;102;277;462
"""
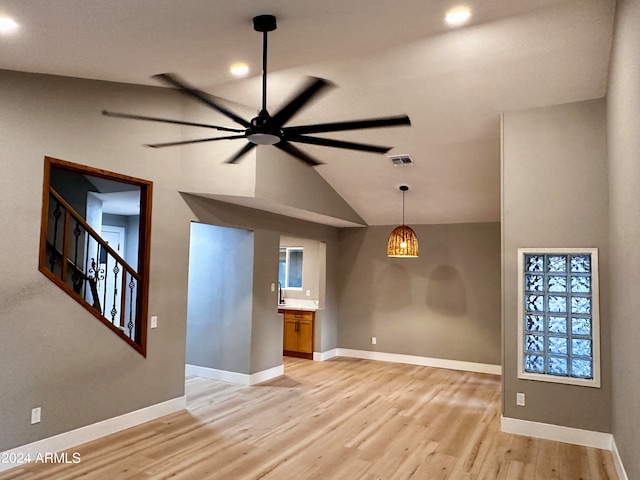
278;235;327;365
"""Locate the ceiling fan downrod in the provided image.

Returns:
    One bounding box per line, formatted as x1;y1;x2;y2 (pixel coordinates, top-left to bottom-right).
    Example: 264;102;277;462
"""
248;15;281;145
253;15;277;115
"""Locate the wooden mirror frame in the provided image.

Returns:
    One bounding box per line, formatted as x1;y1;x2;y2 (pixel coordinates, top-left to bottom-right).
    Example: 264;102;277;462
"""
39;156;153;356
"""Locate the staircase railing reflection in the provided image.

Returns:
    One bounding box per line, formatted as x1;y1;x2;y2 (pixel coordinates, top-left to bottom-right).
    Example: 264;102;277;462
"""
40;187;143;350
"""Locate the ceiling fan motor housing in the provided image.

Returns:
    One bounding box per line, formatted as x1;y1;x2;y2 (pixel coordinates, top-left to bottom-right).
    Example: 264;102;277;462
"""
253;15;277;32
247;111;281;145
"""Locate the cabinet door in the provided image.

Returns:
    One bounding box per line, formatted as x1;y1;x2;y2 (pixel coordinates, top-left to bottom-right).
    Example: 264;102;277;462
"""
297;319;313;353
283;318;299;351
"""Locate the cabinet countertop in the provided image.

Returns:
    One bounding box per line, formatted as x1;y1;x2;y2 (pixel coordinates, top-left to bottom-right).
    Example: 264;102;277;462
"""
277;304;319;312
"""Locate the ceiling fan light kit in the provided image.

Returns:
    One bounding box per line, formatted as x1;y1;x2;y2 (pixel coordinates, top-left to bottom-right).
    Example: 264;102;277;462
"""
103;14;410;166
387;185;419;258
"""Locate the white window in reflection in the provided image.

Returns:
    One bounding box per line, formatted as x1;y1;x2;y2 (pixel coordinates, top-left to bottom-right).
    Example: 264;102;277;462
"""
279;247;303;289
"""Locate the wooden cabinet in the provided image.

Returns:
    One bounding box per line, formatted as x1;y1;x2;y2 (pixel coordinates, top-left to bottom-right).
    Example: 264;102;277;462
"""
280;309;314;359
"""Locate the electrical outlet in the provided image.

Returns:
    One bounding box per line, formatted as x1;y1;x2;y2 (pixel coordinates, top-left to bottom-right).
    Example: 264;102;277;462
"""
271;282;275;292
306;289;311;297
372;336;377;345
150;316;158;329
31;407;41;424
516;392;525;407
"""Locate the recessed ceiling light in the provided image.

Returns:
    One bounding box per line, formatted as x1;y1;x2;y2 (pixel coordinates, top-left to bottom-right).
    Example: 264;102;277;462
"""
0;16;19;34
230;63;249;77
445;7;472;27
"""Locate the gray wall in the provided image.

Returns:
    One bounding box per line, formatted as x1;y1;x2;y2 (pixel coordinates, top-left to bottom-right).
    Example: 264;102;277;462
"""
318;240;339;352
85;193;104;282
501;98;611;432
250;230;283;373
48;167;99;266
336;223;501;365
185;223;254;374
49;167;98;217
0;70;190;452
255;148;366;225
607;0;640;475
126;215;140;271
102;213;127;228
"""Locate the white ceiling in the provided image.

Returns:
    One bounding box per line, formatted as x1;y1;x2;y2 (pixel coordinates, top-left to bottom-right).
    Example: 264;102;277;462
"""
0;0;615;225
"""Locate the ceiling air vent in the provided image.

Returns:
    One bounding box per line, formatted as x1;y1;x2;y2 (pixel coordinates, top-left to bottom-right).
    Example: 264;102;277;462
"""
389;154;413;167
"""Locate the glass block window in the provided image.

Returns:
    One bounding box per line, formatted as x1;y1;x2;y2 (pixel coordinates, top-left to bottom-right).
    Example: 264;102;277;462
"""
517;248;600;388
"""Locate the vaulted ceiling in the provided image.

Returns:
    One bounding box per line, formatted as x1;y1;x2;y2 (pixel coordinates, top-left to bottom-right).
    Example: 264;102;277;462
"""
0;0;615;225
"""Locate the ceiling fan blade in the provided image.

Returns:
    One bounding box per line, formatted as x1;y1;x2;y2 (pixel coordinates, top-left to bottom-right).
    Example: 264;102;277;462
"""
287;135;392;154
102;110;245;133
275;141;324;166
271;77;334;127
146;134;245;148
153;73;252;128
225;142;257;164
284;115;411;136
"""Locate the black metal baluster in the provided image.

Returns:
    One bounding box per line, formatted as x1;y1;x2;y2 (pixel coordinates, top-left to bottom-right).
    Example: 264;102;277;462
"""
88;240;105;315
83;232;90;300
111;261;120;324
92;241;101;312
102;250;109;321
96;242;105;312
48;200;62;273
71;220;82;293
128;275;135;338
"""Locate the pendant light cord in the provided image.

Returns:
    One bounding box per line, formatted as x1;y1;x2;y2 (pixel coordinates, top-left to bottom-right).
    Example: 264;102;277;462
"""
402;188;405;226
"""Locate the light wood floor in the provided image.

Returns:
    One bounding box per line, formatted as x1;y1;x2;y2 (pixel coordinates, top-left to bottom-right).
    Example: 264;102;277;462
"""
1;357;618;480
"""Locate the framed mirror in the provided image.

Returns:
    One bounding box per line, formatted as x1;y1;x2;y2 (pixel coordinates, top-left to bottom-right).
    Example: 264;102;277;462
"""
39;157;153;356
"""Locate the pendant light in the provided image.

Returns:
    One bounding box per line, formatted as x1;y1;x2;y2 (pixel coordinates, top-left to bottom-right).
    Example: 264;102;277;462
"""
387;185;419;257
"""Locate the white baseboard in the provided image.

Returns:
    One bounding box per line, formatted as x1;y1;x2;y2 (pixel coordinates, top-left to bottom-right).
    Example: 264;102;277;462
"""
501;417;629;477
313;349;339;362
185;364;284;386
335;348;502;375
0;395;186;473
611;437;629;480
501;416;613;450
250;364;285;384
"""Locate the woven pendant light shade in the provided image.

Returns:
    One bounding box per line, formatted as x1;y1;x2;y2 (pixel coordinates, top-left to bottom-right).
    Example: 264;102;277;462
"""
387;185;419;257
387;225;419;257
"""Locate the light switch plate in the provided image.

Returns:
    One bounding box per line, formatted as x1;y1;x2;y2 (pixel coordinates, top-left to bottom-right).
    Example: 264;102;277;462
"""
150;316;158;329
31;407;41;424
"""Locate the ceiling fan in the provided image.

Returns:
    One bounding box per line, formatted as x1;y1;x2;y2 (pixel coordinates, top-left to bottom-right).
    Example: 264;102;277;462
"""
102;14;411;166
